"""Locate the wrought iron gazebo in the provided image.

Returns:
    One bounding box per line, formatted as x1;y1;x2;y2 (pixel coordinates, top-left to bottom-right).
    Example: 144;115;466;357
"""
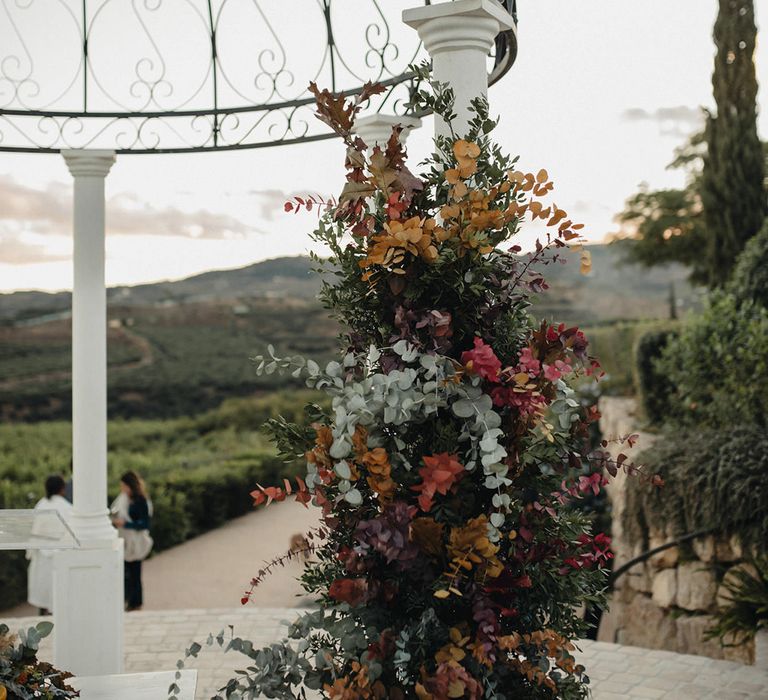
0;0;519;682
0;0;517;154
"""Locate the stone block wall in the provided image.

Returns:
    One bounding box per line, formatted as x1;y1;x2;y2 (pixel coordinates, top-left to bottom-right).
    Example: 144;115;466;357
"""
596;397;756;665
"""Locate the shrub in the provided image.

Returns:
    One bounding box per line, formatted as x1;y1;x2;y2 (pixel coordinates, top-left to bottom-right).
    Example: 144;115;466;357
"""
657;293;768;429
707;557;768;645
583;321;659;395
159;454;295;539
191;390;326;434
624;425;768;553
633;325;678;425
730;217;768;308
148;488;191;550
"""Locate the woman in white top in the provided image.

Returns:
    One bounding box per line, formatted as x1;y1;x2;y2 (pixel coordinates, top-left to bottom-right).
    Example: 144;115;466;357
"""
27;475;73;614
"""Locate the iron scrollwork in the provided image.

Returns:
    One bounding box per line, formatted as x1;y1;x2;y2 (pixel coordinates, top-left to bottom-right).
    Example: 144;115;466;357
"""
0;0;518;154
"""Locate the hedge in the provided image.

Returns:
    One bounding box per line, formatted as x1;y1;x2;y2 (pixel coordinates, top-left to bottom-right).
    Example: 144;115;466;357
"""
582;321;669;396
624;425;768;554
730;217;768;309
632;325;678;425
656;293;768;429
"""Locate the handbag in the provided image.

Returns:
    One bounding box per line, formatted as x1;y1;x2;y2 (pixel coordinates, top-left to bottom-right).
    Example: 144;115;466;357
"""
111;492;154;562
121;527;153;562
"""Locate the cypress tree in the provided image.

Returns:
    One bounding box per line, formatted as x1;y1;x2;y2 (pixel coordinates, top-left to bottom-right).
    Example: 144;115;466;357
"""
700;0;767;287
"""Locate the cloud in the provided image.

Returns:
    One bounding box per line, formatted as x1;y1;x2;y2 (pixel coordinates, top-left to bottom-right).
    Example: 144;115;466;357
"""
0;233;69;265
0;179;71;233
249;188;330;221
106;193;265;239
0;175;266;243
622;105;704;136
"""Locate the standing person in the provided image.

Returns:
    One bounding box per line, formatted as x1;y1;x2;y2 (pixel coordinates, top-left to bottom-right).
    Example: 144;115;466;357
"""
27;475;73;614
111;471;153;611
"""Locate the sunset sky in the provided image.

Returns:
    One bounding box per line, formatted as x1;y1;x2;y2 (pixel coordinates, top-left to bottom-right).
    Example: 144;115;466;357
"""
1;0;766;293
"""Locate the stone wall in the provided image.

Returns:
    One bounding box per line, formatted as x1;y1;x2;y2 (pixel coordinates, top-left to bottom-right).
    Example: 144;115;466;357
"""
596;397;756;665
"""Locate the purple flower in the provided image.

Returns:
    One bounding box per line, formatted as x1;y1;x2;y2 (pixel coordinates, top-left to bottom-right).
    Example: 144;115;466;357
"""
355;502;419;564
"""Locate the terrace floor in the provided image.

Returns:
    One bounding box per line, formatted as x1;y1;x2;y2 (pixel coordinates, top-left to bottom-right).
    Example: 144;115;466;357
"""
4;606;768;699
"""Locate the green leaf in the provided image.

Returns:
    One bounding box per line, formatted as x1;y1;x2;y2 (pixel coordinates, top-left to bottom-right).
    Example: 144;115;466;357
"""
452;398;475;418
334;461;352;480
344;488;362;505
35;621;53;638
490;512;505;528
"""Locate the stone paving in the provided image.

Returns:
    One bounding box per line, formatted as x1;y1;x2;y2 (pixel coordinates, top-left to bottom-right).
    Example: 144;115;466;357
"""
4;607;768;699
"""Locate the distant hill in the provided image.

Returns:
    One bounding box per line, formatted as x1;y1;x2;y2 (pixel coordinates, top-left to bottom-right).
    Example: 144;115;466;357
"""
0;244;697;326
0;256;320;324
0;245;701;421
532;241;701;324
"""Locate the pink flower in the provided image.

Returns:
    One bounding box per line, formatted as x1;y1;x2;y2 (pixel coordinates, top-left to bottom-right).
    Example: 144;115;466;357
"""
578;472;608;496
461;337;502;382
329;578;369;606
543;358;573;382
490;386;546;416
546;324;561;342
517;346;541;375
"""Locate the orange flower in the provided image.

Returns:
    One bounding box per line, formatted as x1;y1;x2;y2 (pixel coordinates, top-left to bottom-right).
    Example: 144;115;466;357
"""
360;216;441;278
412;453;465;512
447;515;503;580
324;662;380;699
306;424;334;471
362;448;396;501
352;425;369;460
453;139;481;178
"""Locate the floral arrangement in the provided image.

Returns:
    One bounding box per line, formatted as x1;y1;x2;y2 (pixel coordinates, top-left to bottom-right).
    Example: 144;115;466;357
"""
174;73;655;700
0;623;77;700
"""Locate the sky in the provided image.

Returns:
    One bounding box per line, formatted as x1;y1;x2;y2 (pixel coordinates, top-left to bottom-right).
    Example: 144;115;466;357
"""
0;0;766;293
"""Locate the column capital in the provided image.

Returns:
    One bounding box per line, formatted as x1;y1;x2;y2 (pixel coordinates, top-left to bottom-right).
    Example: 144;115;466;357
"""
354;114;422;149
62;149;116;178
403;0;516;138
403;0;515;55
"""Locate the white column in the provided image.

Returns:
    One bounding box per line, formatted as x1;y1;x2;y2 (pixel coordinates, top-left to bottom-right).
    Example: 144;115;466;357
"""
54;149;124;676
353;114;421;149
403;0;516;138
63;149;116;545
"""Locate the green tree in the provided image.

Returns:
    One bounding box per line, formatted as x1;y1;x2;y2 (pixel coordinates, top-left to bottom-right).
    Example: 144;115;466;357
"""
617;181;708;284
617;131;712;285
699;0;767;286
619;1;767;287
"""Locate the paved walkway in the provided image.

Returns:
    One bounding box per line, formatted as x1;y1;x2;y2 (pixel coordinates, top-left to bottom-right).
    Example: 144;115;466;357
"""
3;607;767;699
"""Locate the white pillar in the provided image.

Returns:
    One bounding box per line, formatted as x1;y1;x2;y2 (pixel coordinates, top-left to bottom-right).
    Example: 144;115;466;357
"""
403;0;516;138
353;114;421;149
54;149;124;676
63;149;116;545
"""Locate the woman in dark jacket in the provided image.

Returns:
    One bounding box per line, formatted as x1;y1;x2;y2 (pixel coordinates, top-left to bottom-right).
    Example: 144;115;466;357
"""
112;471;152;611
